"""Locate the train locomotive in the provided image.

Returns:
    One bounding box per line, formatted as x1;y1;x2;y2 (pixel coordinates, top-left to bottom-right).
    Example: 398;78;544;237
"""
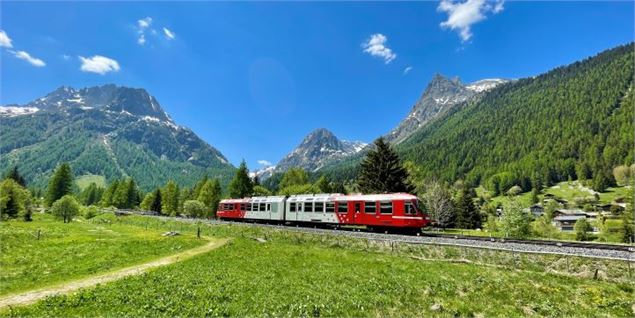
216;193;430;231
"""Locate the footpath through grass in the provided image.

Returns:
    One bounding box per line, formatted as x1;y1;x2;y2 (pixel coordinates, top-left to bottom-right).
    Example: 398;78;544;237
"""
0;213;204;296
2;214;634;317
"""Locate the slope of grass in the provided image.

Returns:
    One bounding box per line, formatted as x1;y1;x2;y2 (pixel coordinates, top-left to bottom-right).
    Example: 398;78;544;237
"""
3;236;633;317
74;174;107;190
0;213;204;296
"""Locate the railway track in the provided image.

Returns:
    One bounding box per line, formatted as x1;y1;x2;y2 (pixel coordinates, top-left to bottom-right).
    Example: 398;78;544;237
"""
112;209;634;261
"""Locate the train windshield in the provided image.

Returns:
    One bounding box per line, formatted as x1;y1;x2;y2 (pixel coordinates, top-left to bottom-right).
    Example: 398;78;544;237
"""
414;199;425;215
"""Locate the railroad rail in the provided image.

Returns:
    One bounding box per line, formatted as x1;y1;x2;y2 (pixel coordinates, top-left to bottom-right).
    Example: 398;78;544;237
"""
110;209;634;261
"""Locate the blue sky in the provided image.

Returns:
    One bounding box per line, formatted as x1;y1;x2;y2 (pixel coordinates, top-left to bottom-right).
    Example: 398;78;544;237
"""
1;1;633;170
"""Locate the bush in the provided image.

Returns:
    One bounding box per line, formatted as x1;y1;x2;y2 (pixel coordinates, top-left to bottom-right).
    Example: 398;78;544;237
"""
82;205;100;219
183;200;206;218
500;200;532;239
0;178;33;221
574;218;592;241
50;195;81;223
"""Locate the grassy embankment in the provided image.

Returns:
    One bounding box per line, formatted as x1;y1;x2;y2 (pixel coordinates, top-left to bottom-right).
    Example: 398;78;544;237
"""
2;213;633;317
0;213;204;296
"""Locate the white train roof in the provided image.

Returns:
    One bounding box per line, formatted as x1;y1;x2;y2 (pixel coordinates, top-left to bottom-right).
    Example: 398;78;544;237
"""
334;193;418;201
221;193;418;204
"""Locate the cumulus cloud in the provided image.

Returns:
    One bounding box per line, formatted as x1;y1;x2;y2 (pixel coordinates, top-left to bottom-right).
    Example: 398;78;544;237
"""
403;66;413;75
437;0;505;42
12;50;46;67
257;160;272;166
136;17;153;45
138;17;152;29
79;55;120;75
163;27;175;40
362;33;396;64
0;30;13;48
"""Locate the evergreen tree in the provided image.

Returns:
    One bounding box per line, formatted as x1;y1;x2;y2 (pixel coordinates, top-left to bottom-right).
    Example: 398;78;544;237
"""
198;179;221;215
125;178;140;208
4;166;26;187
314;175;333;193
101;180;119;207
331;181;347;194
454;186;481;229
151;189;162;214
162;180;179;216
45;163;74;207
228;160;253;198
81;183;103;206
357;137;413;194
192;175;208;200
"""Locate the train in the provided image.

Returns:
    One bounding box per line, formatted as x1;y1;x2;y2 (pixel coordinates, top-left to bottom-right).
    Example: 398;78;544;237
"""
216;193;431;231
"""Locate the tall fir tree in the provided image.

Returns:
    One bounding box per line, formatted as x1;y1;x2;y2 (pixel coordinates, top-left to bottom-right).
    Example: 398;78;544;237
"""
162;180;180;216
357;137;413;194
151;189;163;214
4;166;26;187
45;163;74;207
228;160;253;198
454;186;481;229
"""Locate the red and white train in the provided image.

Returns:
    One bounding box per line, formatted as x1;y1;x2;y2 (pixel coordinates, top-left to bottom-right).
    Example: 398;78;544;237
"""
216;193;430;231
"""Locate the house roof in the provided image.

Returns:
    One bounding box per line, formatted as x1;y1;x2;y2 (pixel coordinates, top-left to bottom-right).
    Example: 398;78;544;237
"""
554;215;586;221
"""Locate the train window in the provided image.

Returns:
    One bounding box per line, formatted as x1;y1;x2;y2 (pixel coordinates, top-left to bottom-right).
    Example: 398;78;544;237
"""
380;201;392;214
289;202;296;212
246;203;251;211
259;203;266;212
364;201;376;213
305;202;313;213
240;203;246;211
315;202;324;213
297;203;303;213
337;202;348;213
267;203;271;211
326;202;335;213
404;202;415;215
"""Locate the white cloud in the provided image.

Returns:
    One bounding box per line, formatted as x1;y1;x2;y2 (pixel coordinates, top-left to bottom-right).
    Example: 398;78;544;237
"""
0;30;13;48
79;55;120;75
138;17;152;29
12;50;45;67
362;33;396;64
137;34;146;45
163;27;175;40
62;54;71;60
257;160;272;166
437;0;505;42
403;66;413;75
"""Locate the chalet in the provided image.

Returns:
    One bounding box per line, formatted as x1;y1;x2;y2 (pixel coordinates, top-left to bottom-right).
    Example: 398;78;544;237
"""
552;209;586;218
551;214;586;231
529;204;544;217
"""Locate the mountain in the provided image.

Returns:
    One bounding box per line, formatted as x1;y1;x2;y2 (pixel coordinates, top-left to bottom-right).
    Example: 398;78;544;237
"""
397;43;634;192
256;128;366;179
0;85;235;190
385;74;507;144
319;43;634;194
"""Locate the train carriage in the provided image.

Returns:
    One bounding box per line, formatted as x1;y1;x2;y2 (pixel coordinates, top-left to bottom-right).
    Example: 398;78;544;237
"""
217;192;429;230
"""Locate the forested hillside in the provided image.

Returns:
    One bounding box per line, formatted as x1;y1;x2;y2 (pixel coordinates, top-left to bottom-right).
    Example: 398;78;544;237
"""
320;43;634;193
0;86;236;191
398;43;634;193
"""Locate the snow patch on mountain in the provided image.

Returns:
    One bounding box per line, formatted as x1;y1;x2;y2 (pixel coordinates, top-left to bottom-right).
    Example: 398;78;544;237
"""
0;106;39;117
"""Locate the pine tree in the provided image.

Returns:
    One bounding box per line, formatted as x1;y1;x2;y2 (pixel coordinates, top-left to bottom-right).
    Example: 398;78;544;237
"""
151;189;162;214
454;186;481;229
81;183;103;206
125;178;140;208
162;180;179;216
228;160;253;198
357;137;413;194
45;163;74;207
4;166;26;187
192;175;208;200
198;179;221;215
101;180;119;207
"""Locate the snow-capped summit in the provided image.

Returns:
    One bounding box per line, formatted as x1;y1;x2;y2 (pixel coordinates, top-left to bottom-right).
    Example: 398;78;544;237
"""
465;78;509;93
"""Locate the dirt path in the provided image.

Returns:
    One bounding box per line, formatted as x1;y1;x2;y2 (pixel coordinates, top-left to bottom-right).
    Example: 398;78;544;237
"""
0;238;229;309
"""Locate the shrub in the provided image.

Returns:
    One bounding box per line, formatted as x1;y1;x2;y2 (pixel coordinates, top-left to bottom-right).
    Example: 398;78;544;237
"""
574;218;592;241
50;195;81;223
82;205;100;219
183;200;206;218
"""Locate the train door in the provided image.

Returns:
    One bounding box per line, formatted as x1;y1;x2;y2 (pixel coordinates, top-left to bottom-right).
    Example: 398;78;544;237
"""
353;202;362;224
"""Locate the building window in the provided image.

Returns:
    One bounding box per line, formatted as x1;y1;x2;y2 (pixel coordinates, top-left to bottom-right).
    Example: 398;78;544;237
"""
365;202;376;214
380;201;392;214
305;202;313;213
290;202;296;212
315;202;324;213
337;202;348;213
326;202;335;213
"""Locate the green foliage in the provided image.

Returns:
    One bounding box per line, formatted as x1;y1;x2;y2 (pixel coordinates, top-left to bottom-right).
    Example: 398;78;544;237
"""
532;215;560;239
620;189;634;243
279;168;309;189
162;181;180;216
82;205;100;219
80;182;104;206
4;166;26;187
182;200;207;218
197;179;221;216
141;189;163;213
50;195;80;223
357;137;413;194
421;180;454;228
45;163;74;207
574;218;592;241
278;184;319;196
313;175;332;193
500;200;532;239
228;160;253;198
453;185;481;229
0;179;33;221
100;179;119;207
252;185;272;196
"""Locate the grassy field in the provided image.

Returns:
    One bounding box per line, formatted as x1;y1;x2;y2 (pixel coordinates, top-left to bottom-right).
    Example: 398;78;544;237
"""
74;174;107;190
2;214;633;317
0;213;204;295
